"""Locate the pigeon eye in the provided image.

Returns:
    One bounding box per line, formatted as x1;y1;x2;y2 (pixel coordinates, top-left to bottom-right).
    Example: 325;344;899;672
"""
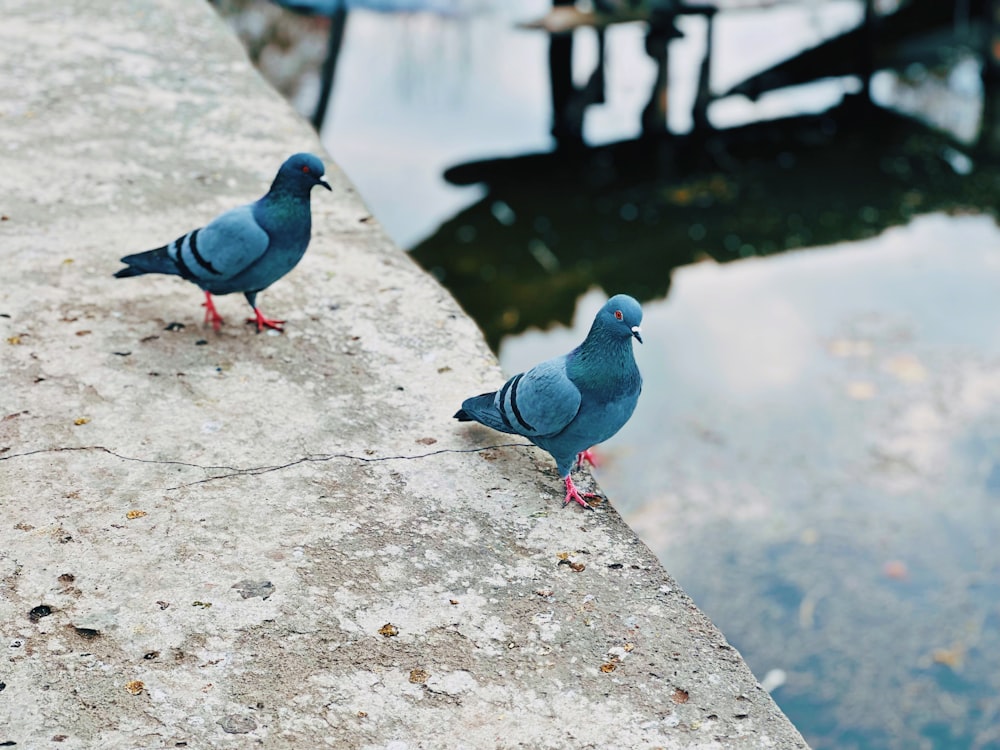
302;165;311;173
614;310;623;321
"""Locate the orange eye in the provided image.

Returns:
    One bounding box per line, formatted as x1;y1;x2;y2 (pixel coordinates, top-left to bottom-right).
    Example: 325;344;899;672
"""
302;165;311;173
614;310;623;320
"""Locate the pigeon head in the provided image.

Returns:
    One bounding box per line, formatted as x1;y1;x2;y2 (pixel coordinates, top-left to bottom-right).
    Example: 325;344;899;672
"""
594;294;643;344
275;152;332;193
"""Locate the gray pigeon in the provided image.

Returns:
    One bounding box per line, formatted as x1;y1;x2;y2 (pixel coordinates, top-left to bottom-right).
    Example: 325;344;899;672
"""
455;294;643;509
114;152;331;332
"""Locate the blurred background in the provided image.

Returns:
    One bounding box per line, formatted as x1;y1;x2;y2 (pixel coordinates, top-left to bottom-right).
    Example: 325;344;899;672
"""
211;1;1000;747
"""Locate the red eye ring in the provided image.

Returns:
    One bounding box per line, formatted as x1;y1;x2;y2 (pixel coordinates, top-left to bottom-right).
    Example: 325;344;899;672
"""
302;165;311;173
614;310;623;320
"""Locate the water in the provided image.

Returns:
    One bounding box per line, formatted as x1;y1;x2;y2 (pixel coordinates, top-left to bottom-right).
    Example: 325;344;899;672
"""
297;1;1000;746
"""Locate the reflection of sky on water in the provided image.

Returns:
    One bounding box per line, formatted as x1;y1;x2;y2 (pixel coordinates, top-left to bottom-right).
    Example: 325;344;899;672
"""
501;213;1000;749
322;3;551;247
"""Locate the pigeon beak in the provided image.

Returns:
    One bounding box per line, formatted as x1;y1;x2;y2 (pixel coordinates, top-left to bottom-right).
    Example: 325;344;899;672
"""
318;178;332;191
631;326;643;344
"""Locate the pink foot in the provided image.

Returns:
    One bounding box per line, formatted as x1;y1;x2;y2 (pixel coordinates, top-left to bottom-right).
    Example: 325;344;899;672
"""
563;475;597;511
202;292;224;331
576;448;600;469
247;307;285;333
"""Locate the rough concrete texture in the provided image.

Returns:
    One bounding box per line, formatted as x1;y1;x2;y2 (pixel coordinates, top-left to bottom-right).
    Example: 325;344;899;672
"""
0;1;809;747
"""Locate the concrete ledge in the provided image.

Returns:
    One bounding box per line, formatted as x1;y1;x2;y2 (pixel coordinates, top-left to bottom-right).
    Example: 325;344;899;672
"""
0;1;808;747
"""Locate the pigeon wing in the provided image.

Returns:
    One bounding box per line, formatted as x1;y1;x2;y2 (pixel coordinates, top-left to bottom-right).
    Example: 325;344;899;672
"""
494;357;581;438
173;205;271;281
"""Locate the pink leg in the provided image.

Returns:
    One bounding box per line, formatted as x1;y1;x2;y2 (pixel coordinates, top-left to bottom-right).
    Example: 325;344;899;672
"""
202;292;224;331
563;475;597;511
247;307;285;333
576;448;600;469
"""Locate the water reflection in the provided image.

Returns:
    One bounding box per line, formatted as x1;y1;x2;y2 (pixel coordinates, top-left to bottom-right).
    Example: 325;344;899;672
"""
411;96;992;349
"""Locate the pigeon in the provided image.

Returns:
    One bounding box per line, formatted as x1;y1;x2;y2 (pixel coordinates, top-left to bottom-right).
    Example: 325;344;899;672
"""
455;294;643;509
114;152;332;332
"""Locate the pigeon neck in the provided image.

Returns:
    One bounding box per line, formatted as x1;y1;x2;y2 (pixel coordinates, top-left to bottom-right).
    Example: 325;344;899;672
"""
569;322;639;392
254;177;313;234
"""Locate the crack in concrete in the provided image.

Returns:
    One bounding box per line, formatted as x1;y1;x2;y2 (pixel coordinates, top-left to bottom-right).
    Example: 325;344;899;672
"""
0;442;534;491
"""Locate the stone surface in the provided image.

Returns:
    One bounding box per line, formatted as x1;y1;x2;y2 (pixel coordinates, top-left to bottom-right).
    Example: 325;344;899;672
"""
0;0;809;747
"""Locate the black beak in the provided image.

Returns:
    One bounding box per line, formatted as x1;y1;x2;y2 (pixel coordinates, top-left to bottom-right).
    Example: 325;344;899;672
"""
318;178;332;191
632;328;643;344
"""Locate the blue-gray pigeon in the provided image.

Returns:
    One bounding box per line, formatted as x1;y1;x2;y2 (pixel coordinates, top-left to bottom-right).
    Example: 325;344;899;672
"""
114;153;331;332
455;294;643;509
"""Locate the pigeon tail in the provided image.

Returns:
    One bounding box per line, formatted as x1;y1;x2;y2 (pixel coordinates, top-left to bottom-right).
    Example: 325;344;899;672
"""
454;392;520;435
115;245;178;278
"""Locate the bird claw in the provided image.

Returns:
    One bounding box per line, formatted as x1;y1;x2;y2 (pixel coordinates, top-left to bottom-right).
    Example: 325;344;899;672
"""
576;448;600;469
247;309;285;333
562;476;598;511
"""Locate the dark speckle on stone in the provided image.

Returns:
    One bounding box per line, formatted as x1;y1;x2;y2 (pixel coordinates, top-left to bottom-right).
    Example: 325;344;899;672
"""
112;351;131;356
164;322;185;331
28;605;52;622
607;563;624;569
73;627;101;640
0;681;6;692
219;715;256;734
232;580;275;600
195;339;208;346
